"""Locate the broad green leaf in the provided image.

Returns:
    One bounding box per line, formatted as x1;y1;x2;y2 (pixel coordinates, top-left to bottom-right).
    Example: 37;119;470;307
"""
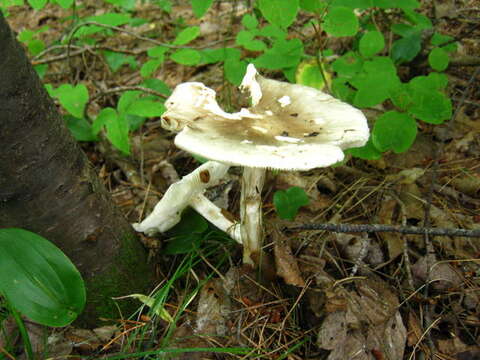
165;209;207;254
428;47;449;71
190;0;213;18
389;83;412;111
92;107;117;135
391;23;417;37
273;187;309;221
170;49;201;65
372;111;417;153
126;99;165;117
147;45;168;58
103;51;136;72
407;83;452;124
300;0;326;11
55;0;73;8
106;113;130;154
332;0;372;9
373;0;419;9
157;0;172;13
142;78;172;96
173;26;200;45
236;30;266;51
346;137;382;160
141;58;163;78
332;51;363;78
254;38;303;70
351;56;400;107
391;34;421;63
242;14;258;29
359;31;384;58
199;48;228;64
104;0;136;10
258;24;287;39
65;115;96;141
55;84;89;119
431;32;457;52
34;64;48;79
27;0;47;10
295;60;330;90
332;78;355;103
323;7;359;37
0;228;85;327
258;0;299;29
224;58;248;86
75;13;131;37
403;9;432;29
118;91;140;113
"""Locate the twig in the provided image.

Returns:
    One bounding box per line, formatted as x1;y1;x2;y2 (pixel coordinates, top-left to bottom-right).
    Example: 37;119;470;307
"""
288;223;480;238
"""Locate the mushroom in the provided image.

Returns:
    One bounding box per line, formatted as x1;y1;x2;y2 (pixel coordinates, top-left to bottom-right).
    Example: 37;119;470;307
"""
133;64;369;265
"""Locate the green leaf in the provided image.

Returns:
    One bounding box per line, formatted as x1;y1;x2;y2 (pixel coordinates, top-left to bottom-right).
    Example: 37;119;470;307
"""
106;113;130;154
428;47;449;71
431;32;457;52
141;58;163;78
359;30;384;58
27;0;47;10
157;0;172;13
0;228;85;327
372;111;417;153
300;0;327;11
332;0;373;9
64;115;96;141
258;0;299;29
103;51;136;72
236;30;266;51
295;60;329;90
118;91;140;113
199;48;228;64
273;187;309;221
190;0;213;18
224;58;248;86
142;78;171;96
323;7;359;37
126;99;165;117
332;78;355;103
75;13;131;37
170;49;201;65
55;0;73;9
403;9;432;29
254;38;303;70
92;107;117;135
147;45;168;58
173;26;200;45
391;23;417;37
242;14;258;29
391;34;421;64
332;51;363;78
258;24;287;39
407;81;452;124
346;137;382;160
351;56;400;107
165;209;208;254
54;84;89;119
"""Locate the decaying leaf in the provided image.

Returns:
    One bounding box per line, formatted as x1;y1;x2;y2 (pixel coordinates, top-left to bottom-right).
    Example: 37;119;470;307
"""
317;277;406;360
272;227;305;286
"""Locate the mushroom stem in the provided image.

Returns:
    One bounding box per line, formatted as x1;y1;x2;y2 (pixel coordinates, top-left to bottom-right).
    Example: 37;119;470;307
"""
240;167;266;265
133;161;230;235
190;194;242;244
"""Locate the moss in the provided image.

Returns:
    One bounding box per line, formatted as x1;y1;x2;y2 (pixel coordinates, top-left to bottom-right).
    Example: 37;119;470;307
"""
76;232;154;327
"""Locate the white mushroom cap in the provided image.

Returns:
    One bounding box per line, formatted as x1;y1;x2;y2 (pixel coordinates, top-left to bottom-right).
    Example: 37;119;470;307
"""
161;64;369;171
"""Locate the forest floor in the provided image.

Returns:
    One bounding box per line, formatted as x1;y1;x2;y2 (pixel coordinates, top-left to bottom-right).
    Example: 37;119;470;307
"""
3;0;480;359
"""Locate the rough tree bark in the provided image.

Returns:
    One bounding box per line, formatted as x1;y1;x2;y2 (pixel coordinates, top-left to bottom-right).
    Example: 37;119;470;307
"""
0;12;153;325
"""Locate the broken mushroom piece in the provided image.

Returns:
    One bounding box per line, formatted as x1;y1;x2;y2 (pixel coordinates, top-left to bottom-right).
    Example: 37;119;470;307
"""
134;64;369;265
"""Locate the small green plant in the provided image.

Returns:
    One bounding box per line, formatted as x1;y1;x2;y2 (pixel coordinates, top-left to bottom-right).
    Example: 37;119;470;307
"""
0;228;86;327
0;228;85;359
273;186;309;221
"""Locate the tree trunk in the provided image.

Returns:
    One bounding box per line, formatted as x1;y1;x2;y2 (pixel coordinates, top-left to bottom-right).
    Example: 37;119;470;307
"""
0;12;153;326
